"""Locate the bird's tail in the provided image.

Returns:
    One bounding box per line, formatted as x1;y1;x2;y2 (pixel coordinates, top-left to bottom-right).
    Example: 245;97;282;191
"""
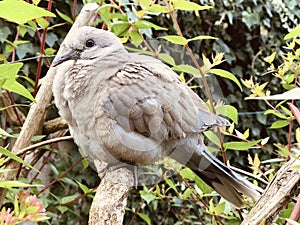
186;146;262;208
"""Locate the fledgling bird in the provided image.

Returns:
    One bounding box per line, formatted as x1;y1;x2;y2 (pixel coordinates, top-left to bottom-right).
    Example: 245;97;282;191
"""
52;26;260;207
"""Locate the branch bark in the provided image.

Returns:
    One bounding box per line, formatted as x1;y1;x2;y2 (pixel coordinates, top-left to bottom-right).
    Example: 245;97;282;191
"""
89;168;134;225
0;3;99;205
241;158;300;225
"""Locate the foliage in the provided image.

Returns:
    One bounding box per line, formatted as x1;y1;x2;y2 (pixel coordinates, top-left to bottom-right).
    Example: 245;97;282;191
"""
0;0;299;224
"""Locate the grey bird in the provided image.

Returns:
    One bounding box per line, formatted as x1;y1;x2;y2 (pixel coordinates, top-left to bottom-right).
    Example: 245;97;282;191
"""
52;26;260;207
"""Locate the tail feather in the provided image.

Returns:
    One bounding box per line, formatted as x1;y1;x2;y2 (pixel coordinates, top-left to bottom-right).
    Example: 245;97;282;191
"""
186;146;261;208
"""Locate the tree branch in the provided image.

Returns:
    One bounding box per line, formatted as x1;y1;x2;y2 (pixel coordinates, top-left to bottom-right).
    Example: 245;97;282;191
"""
241;158;300;225
0;3;99;205
89;168;134;225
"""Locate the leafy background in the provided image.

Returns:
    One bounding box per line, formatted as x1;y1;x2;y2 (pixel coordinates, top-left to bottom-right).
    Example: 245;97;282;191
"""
0;0;299;224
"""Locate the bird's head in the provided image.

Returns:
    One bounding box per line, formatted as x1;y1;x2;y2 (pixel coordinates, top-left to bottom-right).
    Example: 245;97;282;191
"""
52;26;125;67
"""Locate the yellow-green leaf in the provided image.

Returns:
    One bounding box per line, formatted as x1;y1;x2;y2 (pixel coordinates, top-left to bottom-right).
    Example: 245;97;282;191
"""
269;120;290;129
160;35;188;45
223;140;261;150
189;35;217;42
172;64;199;74
0;0;55;24
0;146;39;172
173;0;213;11
284;25;300;40
210;69;242;91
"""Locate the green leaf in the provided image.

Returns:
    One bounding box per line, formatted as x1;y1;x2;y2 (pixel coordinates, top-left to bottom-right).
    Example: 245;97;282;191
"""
216;105;238;124
138;213;151;225
139;191;156;204
189;35;217;42
214;202;226;214
0;128;16;138
129;30;143;47
182;188;192;199
172;64;199;75
134;20;167;31
195;176;211;194
264;109;288;119
0;63;35;102
284;26;300;40
56;9;73;24
0;0;55;24
181;167;195;180
223;140;261;150
173;0;213;11
76;181;90;194
159;35;188;45
204;131;221;147
61;194;79;204
158;53;176;66
164;177;178;193
264;52;276;64
110;21;130;36
269;120;290;129
0;146;38;172
210;69;242;91
147;4;169;13
0;180;42;188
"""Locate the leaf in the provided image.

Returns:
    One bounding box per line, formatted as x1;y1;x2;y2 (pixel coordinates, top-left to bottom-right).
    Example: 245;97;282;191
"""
181;167;195;180
159;35;188;45
216;105;238;124
0;128;15;138
138;213;151;225
134;20;167;31
158;53;176;66
0;63;35;102
164;177;178;193
269;120;290;129
264;109;288;119
0;180;42;188
264;52;276;64
0;0;55;24
210;69;242;91
173;0;213;11
56;9;73;24
195;176;211;194
182;188;192;199
172;64;199;75
189;35;217;42
147;4;169;13
204;131;221;147
246;88;300;100
139;191;156;204
284;26;300;40
61;194;79;204
223;140;261;150
0;146;38;172
110;21;130;36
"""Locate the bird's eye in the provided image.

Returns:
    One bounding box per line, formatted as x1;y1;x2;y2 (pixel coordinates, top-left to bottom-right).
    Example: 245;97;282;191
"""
85;39;95;48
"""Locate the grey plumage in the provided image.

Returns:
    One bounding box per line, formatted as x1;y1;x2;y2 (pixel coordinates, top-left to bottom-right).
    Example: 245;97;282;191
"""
52;26;261;207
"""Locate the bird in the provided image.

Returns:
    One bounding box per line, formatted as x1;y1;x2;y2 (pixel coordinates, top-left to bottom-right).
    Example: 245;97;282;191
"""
52;26;261;208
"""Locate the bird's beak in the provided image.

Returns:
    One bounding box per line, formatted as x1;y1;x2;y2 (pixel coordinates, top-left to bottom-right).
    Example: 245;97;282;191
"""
52;49;79;67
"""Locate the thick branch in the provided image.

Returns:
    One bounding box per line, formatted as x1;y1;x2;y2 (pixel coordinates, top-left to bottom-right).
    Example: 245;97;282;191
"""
0;3;99;205
89;168;134;225
241;158;300;225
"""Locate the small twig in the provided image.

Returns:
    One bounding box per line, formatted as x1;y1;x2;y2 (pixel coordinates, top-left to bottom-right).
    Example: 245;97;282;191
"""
228;165;269;186
39;156;84;194
3;136;73;165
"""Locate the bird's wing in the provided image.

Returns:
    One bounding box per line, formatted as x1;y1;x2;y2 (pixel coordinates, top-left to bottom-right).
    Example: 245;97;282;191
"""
99;57;228;152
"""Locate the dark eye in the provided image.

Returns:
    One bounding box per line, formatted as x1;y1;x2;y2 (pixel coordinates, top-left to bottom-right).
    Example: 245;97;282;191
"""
85;39;95;48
